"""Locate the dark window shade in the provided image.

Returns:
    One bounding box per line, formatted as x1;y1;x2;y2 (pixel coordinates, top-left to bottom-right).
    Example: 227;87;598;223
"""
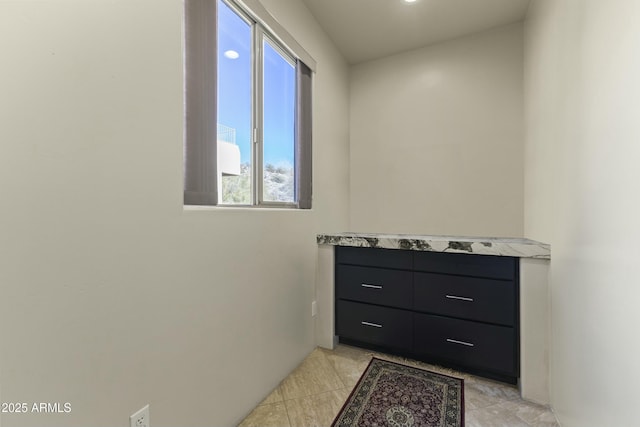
184;0;218;206
296;60;312;209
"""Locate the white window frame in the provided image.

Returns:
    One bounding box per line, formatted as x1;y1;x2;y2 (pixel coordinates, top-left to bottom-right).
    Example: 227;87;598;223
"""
219;0;299;208
256;31;297;207
184;0;314;209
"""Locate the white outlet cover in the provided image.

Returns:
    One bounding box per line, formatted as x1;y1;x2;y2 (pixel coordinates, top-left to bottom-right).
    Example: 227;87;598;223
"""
130;404;150;427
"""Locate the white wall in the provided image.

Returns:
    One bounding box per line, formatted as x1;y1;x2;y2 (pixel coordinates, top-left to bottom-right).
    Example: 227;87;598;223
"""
525;0;640;425
0;0;349;426
349;24;524;237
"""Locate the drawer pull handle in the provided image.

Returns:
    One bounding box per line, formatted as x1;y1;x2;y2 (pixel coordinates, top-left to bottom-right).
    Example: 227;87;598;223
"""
446;338;475;347
446;295;474;302
361;283;383;290
361;321;383;328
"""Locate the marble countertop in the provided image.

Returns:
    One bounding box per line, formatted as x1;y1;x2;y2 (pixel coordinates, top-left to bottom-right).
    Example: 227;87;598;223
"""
317;232;550;259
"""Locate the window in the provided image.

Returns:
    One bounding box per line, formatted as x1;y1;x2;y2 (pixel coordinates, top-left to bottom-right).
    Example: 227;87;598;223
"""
184;0;313;208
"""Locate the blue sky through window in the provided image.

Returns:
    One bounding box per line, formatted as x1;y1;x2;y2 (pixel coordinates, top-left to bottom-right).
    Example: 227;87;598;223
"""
263;39;295;169
217;0;295;167
217;1;251;161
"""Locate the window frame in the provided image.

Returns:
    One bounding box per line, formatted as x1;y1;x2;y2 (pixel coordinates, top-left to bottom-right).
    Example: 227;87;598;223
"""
255;31;297;208
184;0;312;209
218;0;254;207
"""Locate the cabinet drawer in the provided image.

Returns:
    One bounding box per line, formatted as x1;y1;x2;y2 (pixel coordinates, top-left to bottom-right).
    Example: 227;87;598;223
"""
336;246;412;270
414;273;515;326
336;300;413;351
414;314;517;376
337;265;413;309
414;251;516;280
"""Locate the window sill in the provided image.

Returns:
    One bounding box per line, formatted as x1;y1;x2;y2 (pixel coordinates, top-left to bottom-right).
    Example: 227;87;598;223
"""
183;205;310;212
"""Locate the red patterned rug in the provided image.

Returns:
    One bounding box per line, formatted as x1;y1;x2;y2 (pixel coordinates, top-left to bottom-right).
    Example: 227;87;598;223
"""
332;357;464;427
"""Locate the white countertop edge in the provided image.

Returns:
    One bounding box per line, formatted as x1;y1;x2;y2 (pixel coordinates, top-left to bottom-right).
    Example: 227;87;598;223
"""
316;233;550;259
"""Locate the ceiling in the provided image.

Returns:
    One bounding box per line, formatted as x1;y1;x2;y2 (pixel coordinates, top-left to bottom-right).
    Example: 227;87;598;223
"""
300;0;531;64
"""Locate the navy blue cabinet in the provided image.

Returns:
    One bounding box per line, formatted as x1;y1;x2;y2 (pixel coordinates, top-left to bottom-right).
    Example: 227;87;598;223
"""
335;246;519;383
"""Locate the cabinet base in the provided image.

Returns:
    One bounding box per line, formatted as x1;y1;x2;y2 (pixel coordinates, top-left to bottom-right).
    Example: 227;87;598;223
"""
338;337;518;385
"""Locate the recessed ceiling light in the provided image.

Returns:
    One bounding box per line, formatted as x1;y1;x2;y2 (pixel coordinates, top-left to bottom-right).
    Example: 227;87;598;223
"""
404;0;418;3
224;50;239;59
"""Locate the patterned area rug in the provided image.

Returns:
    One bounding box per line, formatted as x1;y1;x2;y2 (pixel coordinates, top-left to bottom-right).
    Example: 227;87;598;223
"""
332;358;464;427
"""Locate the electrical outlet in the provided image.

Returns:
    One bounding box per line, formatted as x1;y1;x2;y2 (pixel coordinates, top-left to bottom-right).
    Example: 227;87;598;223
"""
130;404;150;427
311;300;317;317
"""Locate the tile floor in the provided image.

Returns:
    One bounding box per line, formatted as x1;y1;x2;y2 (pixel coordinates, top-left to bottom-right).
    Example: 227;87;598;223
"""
238;344;559;427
